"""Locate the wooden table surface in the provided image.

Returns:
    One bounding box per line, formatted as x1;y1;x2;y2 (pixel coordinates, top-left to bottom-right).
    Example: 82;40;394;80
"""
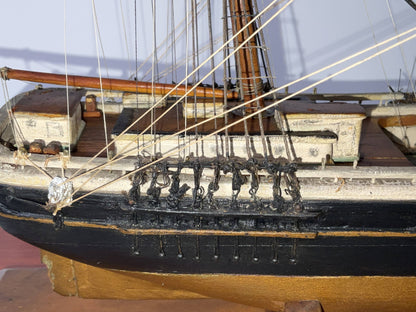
0;228;264;312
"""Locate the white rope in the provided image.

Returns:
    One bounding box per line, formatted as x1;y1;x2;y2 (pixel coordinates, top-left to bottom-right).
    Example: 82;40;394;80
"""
156;36;224;83
1;80;21;146
1;77;52;180
68;24;416;186
386;0;416;96
151;0;157;155
64;27;416;206
207;0;219;156
131;0;207;81
363;0;391;90
384;0;413;149
184;0;190;157
64;31;416;208
67;0;288;181
364;0;409;147
68;1;411;183
170;0;181;158
20;153;53;180
222;0;230;158
119;0;133;78
92;0;110;159
64;0;71;158
409;57;416;93
143;2;209;82
102;25;416;168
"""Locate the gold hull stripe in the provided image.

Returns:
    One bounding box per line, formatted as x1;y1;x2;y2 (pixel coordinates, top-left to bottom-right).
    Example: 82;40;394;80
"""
1;211;416;239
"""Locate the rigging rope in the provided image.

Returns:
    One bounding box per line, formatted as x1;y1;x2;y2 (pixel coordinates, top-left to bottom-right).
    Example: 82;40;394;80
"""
385;0;416;148
192;0;200;158
386;0;416;96
243;0;268;159
1;79;23;148
404;0;416;11
92;0;110;159
119;0;133;78
1;78;53;180
64;0;72;159
66;24;416;193
223;0;231;158
364;0;411;148
133;0;207;82
155;36;224;86
228;0;252;159
61;28;416;209
66;0;289;182
253;0;275;89
255;0;292;163
184;0;190;158
151;0;157;156
207;0;220;157
170;0;181;159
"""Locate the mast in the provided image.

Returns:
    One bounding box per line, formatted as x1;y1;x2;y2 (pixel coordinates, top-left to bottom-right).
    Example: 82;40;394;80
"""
228;0;264;112
0;67;239;100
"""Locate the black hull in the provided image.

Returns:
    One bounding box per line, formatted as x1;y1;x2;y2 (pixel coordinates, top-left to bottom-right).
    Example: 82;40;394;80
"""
1;184;416;276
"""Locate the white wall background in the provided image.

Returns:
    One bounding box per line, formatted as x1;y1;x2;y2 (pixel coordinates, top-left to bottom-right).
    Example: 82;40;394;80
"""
1;0;416;102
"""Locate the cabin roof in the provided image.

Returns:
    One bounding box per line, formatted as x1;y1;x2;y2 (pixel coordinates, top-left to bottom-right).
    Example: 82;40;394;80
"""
279;100;366;116
13;88;84;117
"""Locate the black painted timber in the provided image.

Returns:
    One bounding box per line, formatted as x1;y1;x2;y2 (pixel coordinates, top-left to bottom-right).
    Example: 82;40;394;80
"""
0;184;416;276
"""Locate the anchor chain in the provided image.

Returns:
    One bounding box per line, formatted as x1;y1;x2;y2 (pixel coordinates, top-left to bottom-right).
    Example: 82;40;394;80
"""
167;163;190;209
127;158;302;212
146;164;162;206
223;160;246;210
266;162;285;212
206;161;221;209
284;165;303;212
246;158;262;210
192;161;205;209
128;160;148;204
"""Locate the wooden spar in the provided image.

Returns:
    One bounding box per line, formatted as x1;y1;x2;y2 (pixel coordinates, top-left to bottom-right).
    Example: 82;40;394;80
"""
0;67;239;100
229;0;264;111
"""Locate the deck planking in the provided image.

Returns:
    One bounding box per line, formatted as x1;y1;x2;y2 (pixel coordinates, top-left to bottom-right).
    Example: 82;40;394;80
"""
72;114;118;158
358;118;412;166
73;110;412;167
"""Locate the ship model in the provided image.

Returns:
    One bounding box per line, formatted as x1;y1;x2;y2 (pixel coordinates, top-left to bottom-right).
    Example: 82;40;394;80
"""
1;0;416;311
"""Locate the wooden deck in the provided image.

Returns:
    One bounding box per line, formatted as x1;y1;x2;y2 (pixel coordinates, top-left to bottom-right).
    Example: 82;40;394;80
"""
72;114;118;157
358;118;412;166
73;110;413;166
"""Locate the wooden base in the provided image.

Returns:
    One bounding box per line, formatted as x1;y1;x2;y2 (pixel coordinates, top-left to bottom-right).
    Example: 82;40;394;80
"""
41;249;416;312
0;268;266;312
